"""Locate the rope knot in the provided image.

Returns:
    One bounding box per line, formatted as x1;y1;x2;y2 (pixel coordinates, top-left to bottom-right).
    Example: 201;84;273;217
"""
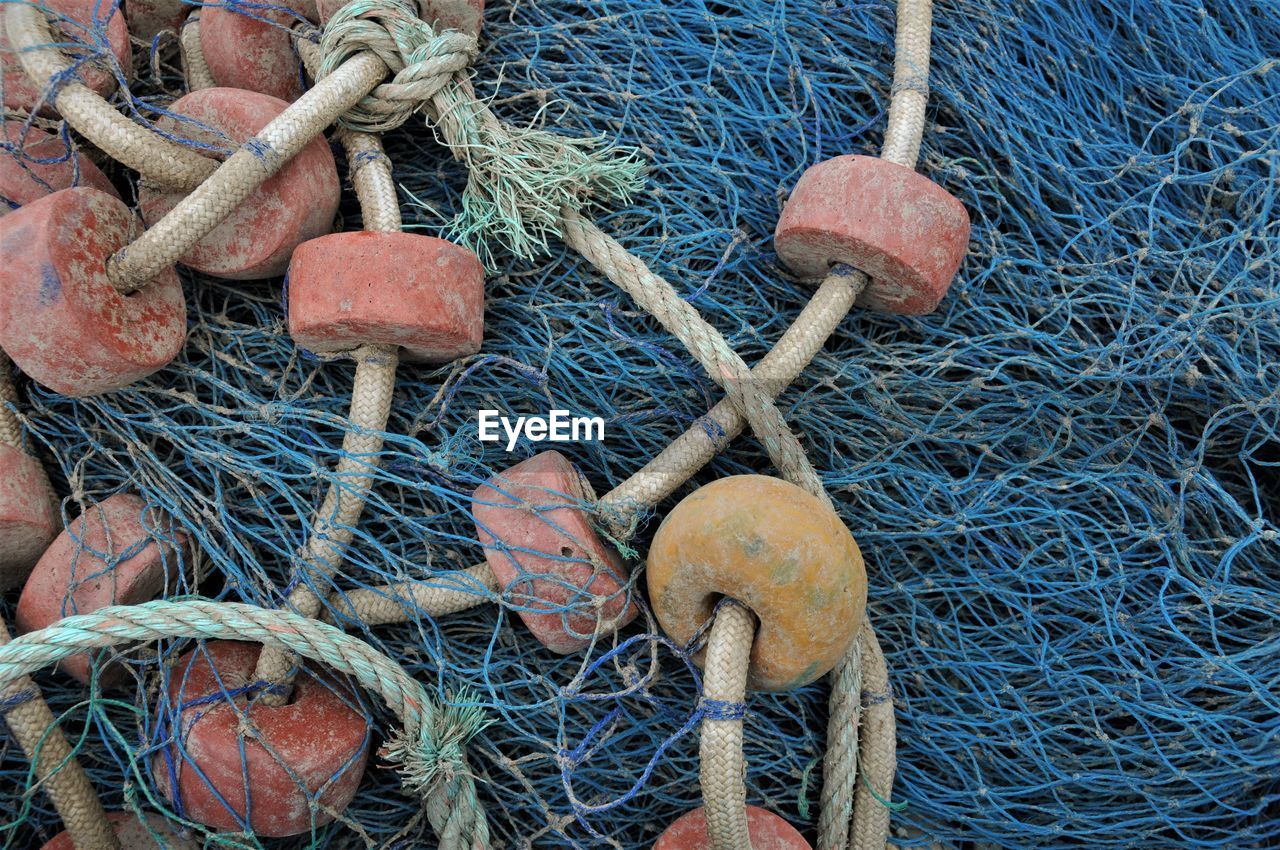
317;0;478;133
313;0;643;268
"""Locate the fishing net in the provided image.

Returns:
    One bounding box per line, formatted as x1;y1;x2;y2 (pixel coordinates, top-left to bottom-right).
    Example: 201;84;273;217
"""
1;0;1278;847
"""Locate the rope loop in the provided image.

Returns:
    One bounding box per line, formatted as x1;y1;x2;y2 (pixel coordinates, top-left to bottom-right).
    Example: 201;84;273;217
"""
317;0;478;133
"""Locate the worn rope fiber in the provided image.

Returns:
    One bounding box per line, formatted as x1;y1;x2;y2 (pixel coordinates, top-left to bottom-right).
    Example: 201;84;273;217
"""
315;0;645;266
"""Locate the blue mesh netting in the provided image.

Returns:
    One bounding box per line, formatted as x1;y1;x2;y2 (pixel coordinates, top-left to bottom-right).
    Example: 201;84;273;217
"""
1;0;1278;847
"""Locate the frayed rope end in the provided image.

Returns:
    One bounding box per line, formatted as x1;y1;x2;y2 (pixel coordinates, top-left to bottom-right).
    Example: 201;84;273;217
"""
381;693;491;799
446;121;647;270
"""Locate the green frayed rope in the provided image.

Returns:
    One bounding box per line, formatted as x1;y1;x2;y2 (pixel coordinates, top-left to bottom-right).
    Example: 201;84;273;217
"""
316;0;645;268
383;696;490;798
0;599;491;846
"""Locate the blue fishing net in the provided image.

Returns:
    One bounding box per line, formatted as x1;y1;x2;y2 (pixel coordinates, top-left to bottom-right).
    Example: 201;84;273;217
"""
2;0;1278;847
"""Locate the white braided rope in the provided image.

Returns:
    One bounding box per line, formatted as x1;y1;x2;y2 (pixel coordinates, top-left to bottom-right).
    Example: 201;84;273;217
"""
881;0;932;169
179;12;215;93
0;615;122;850
4;1;218;190
253;36;405;703
325;564;498;626
106;48;389;291
699;603;757;849
599;269;868;523
851;626;896;849
253;343;399;700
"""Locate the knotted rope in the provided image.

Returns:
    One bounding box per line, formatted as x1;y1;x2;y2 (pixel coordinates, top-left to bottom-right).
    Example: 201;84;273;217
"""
165;31;491;847
313;2;904;844
316;12;858;842
302;0;937;845
253;36;406;705
316;0;477;129
316;0;645;266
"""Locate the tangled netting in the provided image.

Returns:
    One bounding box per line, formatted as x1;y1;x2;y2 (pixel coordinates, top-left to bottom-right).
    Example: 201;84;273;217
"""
2;0;1279;848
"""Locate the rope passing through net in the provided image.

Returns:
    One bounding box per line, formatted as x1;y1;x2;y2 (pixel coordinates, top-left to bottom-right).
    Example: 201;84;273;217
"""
1;0;1278;849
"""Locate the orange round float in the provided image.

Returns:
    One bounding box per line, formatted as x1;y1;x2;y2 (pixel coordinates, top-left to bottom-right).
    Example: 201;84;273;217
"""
646;474;866;691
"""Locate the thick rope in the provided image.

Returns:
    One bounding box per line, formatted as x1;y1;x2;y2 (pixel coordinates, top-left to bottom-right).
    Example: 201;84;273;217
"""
599;269;869;523
178;12;215;93
698;602;757;849
819;630;865;850
254;37;404;703
12;0;636;291
559;210;828;499
0;351;24;450
559;208;843;847
0;361;118;849
295;30;410;238
336;130;403;232
0;600;492;849
326;564;498;626
3;1;218;190
830;5;932;845
881;0;932;169
0;616;122;850
851;626;896;850
253;343;398;699
315;1;477;132
103;8;478;292
106;48;392;291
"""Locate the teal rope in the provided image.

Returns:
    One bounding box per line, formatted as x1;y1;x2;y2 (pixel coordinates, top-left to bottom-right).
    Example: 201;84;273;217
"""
0;599;492;850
